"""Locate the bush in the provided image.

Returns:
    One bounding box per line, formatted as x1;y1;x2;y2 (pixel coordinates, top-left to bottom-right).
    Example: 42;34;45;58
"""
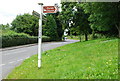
91;34;108;40
1;34;37;48
42;36;51;42
1;35;51;48
1;30;51;48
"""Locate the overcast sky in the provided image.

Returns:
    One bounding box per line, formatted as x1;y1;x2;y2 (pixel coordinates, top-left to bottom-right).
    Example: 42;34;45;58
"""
0;0;61;25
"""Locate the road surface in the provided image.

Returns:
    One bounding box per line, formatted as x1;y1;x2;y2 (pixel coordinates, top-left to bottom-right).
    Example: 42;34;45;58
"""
0;39;79;79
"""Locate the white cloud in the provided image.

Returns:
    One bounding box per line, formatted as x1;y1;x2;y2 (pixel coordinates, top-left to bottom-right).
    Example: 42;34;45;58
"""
0;13;15;24
0;0;61;24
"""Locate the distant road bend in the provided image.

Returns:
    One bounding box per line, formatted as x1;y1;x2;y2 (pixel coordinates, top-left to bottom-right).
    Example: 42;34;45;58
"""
0;39;79;79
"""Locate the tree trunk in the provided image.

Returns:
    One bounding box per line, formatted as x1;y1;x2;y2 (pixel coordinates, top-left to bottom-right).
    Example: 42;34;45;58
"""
115;22;120;38
118;23;120;38
119;29;120;38
85;33;88;41
92;30;95;39
79;35;81;42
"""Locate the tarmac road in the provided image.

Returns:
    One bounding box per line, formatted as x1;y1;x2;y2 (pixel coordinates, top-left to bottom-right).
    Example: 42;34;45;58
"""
0;39;79;79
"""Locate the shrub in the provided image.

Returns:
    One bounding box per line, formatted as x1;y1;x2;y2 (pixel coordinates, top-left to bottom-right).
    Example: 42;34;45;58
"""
1;34;37;48
42;36;51;42
1;30;51;48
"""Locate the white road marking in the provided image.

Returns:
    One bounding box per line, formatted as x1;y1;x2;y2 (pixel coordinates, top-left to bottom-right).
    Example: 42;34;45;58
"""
2;57;28;65
17;59;23;62
3;50;26;56
3;58;26;65
9;61;16;64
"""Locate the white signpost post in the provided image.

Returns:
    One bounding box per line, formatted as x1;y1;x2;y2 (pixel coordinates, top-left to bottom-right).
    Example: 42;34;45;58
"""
38;3;43;68
38;3;58;68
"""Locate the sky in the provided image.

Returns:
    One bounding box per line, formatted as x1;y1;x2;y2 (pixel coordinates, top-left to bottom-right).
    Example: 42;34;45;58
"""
0;0;61;25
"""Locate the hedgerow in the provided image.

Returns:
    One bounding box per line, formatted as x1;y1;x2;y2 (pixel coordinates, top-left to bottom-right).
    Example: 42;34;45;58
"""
1;30;51;48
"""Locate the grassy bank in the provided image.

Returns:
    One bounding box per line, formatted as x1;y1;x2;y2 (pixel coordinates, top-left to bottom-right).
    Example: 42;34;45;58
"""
7;38;118;79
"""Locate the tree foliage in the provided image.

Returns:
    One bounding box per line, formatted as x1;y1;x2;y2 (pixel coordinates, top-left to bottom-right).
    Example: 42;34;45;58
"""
74;3;92;41
60;2;120;39
11;13;39;36
0;23;10;30
61;2;92;41
42;15;59;41
81;2;120;37
60;2;74;29
52;12;64;41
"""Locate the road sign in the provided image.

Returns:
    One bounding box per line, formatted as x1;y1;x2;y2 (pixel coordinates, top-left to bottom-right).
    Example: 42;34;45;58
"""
43;6;58;13
32;10;40;18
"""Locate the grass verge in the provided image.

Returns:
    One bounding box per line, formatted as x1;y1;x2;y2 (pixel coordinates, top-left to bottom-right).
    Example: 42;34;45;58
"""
7;38;118;79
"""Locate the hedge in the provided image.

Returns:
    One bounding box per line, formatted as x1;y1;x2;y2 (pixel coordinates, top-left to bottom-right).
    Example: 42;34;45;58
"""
42;36;51;42
1;33;51;48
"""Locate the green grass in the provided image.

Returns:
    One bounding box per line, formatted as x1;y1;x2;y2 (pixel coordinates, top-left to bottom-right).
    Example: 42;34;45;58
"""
7;38;118;79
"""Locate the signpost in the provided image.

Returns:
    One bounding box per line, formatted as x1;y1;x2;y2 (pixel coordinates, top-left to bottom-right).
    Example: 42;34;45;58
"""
32;10;40;18
43;6;58;13
37;3;58;68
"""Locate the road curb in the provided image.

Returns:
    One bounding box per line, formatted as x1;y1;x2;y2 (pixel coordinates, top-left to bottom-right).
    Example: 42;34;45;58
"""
0;39;79;51
0;43;38;51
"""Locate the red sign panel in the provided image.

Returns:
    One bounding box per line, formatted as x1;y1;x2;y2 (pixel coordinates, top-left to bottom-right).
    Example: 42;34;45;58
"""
43;6;58;13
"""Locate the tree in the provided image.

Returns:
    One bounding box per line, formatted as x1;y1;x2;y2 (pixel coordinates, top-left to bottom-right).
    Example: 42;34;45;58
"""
42;15;59;41
60;2;74;30
74;3;92;41
81;2;120;38
52;12;64;41
11;13;39;36
60;2;92;41
0;23;10;30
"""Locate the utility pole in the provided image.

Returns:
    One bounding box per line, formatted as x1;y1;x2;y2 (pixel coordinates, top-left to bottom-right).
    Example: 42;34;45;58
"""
38;3;43;68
